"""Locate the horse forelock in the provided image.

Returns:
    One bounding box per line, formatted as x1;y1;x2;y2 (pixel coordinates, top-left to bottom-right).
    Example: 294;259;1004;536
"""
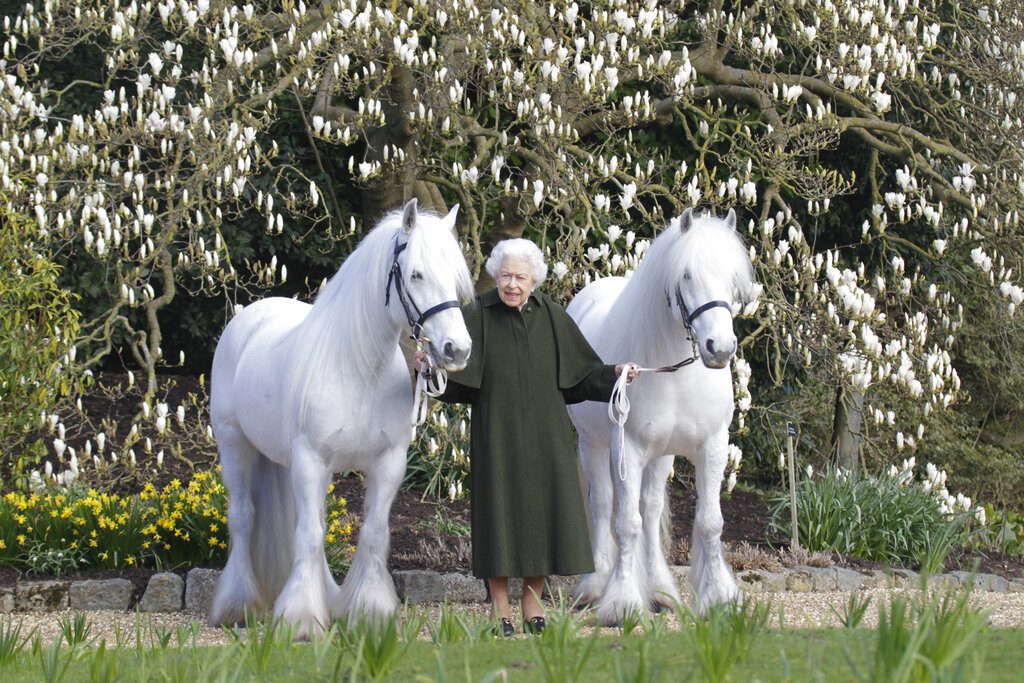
674;213;754;298
400;213;475;304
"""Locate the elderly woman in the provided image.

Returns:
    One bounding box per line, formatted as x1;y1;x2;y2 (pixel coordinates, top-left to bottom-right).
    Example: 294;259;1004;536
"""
421;238;637;636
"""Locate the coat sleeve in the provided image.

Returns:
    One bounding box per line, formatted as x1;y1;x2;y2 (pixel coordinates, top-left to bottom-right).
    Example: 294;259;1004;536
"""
544;294;618;404
436;297;483;404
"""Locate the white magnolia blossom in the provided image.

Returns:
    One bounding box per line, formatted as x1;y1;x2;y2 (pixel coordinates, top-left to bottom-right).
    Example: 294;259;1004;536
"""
1;0;1021;492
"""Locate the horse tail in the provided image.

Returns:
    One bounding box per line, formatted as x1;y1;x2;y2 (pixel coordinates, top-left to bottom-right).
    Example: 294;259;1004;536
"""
250;454;295;603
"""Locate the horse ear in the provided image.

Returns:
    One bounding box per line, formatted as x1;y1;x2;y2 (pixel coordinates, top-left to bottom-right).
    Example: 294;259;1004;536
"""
401;198;419;234
679;208;693;233
445;203;460;237
725;208;737;231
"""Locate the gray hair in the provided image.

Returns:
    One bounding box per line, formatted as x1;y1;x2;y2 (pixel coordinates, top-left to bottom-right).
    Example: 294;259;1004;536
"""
485;238;548;285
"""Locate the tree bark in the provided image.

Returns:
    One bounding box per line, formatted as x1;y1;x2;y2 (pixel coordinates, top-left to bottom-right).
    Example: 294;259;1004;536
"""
832;385;865;472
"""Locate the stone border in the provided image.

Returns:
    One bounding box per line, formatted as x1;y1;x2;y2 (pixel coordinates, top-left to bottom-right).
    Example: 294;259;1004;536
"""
1;566;1021;615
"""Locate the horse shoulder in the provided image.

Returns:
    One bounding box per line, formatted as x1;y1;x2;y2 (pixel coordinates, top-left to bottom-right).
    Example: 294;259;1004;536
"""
567;276;628;334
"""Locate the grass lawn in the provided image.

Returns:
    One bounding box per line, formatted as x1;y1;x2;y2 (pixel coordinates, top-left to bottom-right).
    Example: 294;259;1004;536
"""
1;603;1022;682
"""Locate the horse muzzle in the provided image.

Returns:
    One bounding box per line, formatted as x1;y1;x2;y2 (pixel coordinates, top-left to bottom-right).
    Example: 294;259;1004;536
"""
434;339;471;371
700;336;737;369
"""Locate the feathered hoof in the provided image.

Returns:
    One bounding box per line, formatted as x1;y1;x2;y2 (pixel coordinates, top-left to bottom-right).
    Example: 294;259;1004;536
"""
275;605;329;641
694;586;744;616
593;595;646;627
649;585;682;612
332;576;399;624
571;574;606;610
207;585;265;628
207;603;256;629
274;584;331;641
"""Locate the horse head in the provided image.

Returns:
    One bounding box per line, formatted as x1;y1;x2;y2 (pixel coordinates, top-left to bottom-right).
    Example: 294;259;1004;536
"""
390;199;474;370
670;208;753;369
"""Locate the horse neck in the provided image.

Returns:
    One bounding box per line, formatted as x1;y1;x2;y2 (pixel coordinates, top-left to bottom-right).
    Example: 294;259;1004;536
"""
292;227;404;386
602;268;688;367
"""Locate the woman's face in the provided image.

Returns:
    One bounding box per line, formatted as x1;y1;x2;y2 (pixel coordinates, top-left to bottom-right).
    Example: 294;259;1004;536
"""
496;257;536;308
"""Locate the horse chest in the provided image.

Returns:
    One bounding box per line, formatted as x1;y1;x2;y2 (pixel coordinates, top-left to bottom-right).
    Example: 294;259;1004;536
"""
629;377;732;454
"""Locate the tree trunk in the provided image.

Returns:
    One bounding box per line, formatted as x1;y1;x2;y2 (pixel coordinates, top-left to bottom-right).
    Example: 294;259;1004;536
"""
832;385;864;472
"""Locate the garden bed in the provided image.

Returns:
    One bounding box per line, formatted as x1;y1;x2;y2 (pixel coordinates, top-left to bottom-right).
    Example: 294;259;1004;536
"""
8;372;1024;586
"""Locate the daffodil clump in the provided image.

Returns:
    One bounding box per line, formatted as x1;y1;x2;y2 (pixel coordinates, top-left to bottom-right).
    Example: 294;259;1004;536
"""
0;469;353;573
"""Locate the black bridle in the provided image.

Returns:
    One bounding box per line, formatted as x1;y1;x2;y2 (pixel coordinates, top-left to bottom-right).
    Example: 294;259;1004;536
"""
673;284;732;327
385;238;461;341
656;285;732;372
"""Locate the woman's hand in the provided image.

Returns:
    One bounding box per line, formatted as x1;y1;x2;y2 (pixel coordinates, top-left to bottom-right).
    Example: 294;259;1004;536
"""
413;350;427;372
615;363;641;384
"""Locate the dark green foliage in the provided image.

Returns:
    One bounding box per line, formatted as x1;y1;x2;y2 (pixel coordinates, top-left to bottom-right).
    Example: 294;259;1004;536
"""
0;198;82;479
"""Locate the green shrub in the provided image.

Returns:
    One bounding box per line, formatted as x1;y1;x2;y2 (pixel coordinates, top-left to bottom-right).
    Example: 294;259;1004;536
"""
769;466;976;570
0;199;81;480
970;505;1024;557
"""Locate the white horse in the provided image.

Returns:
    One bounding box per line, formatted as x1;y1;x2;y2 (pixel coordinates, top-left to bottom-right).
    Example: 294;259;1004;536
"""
567;208;755;625
207;199;473;638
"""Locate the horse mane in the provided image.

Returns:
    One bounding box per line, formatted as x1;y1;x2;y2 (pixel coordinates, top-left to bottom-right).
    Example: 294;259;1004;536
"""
283;209;473;434
601;211;754;363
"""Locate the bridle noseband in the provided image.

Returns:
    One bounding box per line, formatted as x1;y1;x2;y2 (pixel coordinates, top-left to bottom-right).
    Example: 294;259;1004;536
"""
385;238;462;341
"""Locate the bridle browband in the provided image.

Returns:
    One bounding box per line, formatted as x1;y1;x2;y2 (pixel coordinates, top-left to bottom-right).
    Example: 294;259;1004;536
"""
385;238;461;341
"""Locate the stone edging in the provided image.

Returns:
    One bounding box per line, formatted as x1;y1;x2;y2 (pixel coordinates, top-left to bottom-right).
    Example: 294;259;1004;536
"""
2;566;1022;615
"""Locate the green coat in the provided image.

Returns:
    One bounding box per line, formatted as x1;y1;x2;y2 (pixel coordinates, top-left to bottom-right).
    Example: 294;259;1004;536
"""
440;288;618;578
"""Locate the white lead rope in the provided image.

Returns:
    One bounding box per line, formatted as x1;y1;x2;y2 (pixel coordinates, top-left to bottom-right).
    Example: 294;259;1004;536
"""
412;353;448;435
608;364;645;482
608;356;701;481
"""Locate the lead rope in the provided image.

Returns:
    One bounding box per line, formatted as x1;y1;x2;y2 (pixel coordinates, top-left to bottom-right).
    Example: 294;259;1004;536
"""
608;336;701;480
608;369;637;482
411;341;448;436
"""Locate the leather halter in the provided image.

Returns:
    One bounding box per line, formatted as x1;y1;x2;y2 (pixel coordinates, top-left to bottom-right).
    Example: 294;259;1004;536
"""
673;284;732;327
385;238;461;340
656;285;732;371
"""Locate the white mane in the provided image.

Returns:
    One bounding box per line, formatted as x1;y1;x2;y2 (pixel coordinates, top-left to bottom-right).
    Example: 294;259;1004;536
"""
601;212;754;363
283;209;473;433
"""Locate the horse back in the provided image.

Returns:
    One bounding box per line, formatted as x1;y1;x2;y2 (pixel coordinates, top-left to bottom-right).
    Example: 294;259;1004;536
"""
211;298;311;428
567;277;629;355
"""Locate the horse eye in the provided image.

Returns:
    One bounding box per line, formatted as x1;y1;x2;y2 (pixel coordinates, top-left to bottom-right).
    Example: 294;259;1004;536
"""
410;271;424;281
683;272;692;281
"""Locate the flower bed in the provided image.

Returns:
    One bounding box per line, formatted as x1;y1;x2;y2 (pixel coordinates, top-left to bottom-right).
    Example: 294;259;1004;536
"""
0;469;353;574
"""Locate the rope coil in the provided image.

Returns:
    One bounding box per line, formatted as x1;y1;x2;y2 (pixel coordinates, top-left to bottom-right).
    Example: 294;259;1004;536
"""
412;348;448;434
606;349;698;480
608;369;635;481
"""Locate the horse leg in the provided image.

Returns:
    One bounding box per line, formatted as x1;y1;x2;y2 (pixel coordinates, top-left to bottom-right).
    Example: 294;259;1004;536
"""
273;437;332;639
208;426;262;626
331;445;403;623
594;429;647;626
573;437;616;607
690;431;742;614
641;455;681;610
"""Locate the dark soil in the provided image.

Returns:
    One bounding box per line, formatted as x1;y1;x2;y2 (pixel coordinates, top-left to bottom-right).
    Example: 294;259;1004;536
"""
10;373;1024;585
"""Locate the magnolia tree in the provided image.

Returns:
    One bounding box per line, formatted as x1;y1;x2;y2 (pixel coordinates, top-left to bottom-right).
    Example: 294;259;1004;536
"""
1;0;1022;485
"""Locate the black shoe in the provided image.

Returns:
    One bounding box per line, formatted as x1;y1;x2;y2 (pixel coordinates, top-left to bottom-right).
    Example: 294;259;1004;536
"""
492;617;514;638
524;616;546;635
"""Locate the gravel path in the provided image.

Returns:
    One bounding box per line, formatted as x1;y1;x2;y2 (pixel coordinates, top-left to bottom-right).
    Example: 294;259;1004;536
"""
6;588;1024;648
